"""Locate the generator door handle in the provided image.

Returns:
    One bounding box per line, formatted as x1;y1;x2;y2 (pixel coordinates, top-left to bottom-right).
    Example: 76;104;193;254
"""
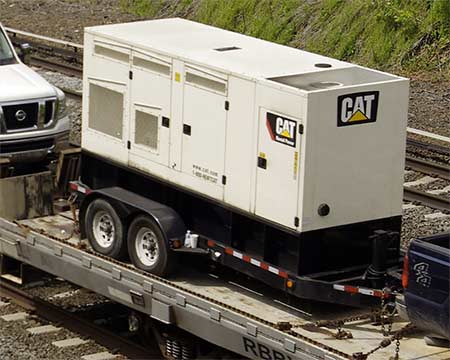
257;156;267;169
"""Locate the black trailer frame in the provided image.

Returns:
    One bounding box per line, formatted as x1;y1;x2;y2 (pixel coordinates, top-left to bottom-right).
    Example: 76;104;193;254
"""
73;151;402;307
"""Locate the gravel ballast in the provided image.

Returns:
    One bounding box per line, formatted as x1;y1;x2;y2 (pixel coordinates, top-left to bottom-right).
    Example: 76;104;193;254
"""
35;68;82;145
0;302;125;360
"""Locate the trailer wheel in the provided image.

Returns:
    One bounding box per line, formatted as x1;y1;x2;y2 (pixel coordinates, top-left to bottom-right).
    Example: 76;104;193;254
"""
128;215;174;277
85;198;127;259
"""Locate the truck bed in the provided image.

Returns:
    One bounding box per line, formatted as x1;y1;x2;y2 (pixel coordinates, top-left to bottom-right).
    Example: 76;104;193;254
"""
1;212;448;360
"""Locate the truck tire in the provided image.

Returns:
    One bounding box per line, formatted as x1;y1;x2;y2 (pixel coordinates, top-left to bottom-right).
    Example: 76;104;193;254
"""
85;198;127;259
127;215;175;277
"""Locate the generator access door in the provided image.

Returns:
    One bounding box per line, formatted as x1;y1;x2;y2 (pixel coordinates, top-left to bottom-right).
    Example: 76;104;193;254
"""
128;50;172;168
181;66;228;195
255;108;301;229
83;41;131;164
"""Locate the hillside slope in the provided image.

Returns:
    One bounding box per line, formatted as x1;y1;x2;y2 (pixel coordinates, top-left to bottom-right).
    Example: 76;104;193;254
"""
121;0;450;79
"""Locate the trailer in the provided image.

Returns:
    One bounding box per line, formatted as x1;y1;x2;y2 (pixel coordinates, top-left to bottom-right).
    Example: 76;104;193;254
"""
73;18;409;307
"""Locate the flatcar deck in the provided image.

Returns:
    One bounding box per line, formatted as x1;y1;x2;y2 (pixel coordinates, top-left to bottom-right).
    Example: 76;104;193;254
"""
1;212;448;360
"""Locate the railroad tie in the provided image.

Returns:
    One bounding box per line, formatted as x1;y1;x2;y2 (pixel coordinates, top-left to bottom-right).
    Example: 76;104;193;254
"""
81;352;117;360
27;325;61;335
0;312;29;321
52;337;89;348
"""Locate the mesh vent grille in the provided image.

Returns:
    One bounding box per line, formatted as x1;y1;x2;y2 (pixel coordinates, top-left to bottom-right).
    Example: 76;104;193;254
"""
185;72;226;94
89;84;123;139
135;110;158;150
94;44;129;63
133;57;170;76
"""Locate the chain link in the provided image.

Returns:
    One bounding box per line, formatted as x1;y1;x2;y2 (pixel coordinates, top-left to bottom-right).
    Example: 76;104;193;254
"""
394;335;401;360
380;287;394;336
358;323;416;359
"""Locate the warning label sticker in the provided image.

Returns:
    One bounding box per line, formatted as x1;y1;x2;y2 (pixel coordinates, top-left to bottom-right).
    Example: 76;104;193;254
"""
337;91;379;127
266;112;297;147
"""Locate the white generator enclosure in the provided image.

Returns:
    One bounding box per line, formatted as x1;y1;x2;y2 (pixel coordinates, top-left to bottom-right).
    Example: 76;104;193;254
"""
82;18;408;234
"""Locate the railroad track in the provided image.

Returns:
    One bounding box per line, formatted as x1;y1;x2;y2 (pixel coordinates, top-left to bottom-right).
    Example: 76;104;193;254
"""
0;279;159;359
31;55;82;78
60;86;83;101
406;138;450;157
6;27;83;78
403;187;449;212
405;156;450;181
404;156;450;211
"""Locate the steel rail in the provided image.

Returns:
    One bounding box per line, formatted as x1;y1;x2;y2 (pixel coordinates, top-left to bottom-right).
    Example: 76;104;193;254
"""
406;138;450;155
407;127;450;144
403;187;449;212
405;156;450;181
0;280;160;359
60;86;83;101
30;56;82;78
5;27;83;50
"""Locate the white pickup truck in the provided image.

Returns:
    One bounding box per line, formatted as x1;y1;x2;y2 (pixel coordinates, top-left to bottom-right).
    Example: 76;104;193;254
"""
0;23;70;162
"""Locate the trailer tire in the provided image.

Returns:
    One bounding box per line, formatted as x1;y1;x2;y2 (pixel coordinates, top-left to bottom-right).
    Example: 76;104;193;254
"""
127;215;175;277
85;198;127;259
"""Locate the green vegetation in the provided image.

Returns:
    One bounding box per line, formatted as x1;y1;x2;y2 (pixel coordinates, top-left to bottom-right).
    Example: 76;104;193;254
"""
120;0;450;78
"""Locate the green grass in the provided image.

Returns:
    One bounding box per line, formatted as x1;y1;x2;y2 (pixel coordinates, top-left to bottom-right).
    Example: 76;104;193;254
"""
120;0;450;79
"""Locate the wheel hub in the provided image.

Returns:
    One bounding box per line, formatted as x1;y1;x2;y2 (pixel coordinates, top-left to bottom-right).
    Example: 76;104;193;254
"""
136;227;159;267
92;211;116;248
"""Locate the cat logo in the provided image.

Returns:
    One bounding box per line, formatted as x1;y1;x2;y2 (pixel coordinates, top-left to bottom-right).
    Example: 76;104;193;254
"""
266;112;297;147
337;91;379;127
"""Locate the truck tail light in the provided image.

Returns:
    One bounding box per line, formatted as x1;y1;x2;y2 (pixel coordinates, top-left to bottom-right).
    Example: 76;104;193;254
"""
402;255;409;289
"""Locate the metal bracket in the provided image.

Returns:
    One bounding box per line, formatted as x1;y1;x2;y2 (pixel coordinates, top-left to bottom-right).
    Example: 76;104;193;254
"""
151;299;173;324
82;256;92;269
53;245;63;257
210;308;221;321
176;294;186;307
26;236;36;246
130;290;145;307
112;267;122;280
284;339;296;353
143;280;153;294
246;322;258;337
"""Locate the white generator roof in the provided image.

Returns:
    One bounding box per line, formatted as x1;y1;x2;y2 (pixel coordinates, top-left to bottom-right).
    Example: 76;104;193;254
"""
86;18;355;80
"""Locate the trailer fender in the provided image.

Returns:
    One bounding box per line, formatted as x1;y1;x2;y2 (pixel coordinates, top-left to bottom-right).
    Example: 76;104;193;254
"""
79;187;186;246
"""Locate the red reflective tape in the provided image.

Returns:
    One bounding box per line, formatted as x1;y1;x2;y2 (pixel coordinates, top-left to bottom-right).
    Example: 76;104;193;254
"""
260;262;269;271
207;240;215;247
344;286;358;294
243;255;251;263
225;248;233;255
279;271;288;279
373;290;390;298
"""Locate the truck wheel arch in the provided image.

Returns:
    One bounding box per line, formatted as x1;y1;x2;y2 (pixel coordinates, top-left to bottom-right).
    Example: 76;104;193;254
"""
79;187;186;247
